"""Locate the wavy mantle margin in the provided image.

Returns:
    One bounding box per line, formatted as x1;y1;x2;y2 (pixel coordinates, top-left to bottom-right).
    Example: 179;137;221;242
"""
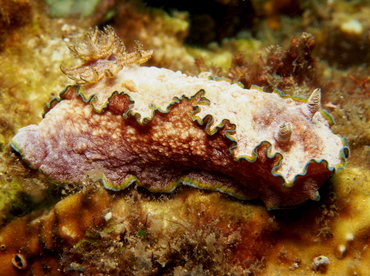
34;82;350;207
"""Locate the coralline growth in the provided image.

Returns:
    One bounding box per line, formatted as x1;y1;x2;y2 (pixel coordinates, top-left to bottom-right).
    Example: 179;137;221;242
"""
0;186;275;275
0;187;110;275
11;26;348;208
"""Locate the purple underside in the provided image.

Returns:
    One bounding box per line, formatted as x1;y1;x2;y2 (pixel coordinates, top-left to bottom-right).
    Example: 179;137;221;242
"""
10;123;247;194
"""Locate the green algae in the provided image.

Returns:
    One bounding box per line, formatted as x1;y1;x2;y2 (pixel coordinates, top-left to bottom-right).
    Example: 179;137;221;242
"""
0;157;41;226
45;0;101;18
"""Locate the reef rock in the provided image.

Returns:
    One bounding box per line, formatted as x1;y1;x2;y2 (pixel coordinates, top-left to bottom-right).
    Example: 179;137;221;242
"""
11;27;348;209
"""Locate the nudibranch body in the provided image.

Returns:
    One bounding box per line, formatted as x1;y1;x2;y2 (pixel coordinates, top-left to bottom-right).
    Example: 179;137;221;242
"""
11;27;348;209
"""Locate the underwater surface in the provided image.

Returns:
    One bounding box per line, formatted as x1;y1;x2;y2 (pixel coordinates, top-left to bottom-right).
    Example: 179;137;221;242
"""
0;0;370;275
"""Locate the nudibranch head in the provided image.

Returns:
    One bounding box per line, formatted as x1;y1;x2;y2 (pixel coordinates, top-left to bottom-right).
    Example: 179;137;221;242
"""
11;26;348;209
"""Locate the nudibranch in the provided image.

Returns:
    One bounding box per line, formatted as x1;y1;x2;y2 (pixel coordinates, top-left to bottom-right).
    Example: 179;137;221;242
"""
11;26;349;209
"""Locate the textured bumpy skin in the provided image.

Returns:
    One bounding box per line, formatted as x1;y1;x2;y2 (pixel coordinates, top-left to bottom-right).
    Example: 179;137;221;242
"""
11;27;348;208
11;65;348;208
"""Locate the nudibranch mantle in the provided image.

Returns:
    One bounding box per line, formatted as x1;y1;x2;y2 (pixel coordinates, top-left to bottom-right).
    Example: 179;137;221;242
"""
76;65;347;184
11;28;348;209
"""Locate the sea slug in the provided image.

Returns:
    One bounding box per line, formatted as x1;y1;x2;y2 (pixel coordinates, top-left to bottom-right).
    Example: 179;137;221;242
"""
11;26;348;209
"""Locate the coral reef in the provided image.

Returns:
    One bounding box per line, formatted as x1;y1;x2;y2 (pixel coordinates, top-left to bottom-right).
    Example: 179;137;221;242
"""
226;32;317;93
0;186;110;276
143;0;255;46
109;1;194;72
11;27;347;208
0;0;31;49
251;0;302;30
305;0;370;69
0;186;277;275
